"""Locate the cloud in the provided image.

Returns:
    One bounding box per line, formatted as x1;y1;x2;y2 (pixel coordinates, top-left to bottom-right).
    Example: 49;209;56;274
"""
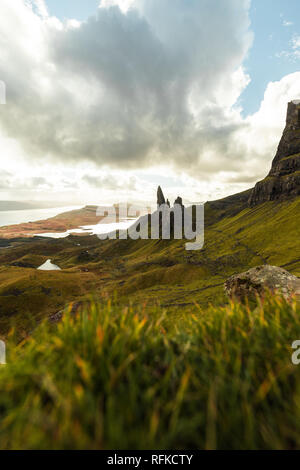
291;36;300;58
276;35;300;61
0;171;53;191
1;0;299;202
0;0;253;178
0;171;13;189
230;72;300;182
283;20;293;27
82;173;138;191
99;0;135;13
31;0;49;19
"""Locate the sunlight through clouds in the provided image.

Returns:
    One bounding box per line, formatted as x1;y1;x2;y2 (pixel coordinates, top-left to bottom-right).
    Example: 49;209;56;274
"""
0;0;299;204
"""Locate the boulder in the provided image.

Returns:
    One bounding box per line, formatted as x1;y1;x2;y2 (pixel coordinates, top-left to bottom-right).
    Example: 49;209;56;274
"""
224;265;300;301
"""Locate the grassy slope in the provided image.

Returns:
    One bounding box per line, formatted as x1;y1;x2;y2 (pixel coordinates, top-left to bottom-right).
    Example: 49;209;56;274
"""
0;197;299;450
0;196;299;336
0;295;299;449
96;196;300;309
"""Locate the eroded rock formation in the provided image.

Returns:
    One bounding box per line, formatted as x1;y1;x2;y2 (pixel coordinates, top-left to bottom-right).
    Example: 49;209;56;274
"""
174;196;184;207
157;186;184;209
157;186;166;207
249;100;300;206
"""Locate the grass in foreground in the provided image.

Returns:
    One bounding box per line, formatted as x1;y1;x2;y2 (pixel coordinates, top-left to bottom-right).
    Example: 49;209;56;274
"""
0;295;299;450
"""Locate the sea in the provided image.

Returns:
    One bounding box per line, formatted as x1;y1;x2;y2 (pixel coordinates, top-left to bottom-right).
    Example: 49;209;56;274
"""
0;206;83;228
0;205;137;238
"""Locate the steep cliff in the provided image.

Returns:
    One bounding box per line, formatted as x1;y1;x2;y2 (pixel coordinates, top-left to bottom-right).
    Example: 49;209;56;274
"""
249;100;300;206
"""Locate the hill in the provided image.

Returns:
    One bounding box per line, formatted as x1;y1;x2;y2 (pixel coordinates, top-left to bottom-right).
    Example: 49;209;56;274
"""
0;194;299;337
0;102;299;337
0;102;299;450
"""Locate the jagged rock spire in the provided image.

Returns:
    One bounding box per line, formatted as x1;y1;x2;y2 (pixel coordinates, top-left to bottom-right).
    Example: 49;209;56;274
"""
157;186;184;209
157;186;166;207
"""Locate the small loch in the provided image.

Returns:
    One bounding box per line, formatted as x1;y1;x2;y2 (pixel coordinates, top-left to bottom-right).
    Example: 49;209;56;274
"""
37;259;61;271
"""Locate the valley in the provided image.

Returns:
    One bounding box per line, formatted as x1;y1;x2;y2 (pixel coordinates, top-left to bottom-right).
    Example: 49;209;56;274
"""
0;192;299;338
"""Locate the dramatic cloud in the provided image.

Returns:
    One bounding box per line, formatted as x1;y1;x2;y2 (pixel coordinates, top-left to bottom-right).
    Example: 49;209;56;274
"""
234;72;300;181
1;0;300;204
0;0;253;175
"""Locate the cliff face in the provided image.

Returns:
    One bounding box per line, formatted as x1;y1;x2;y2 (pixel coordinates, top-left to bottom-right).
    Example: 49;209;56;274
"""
249;100;300;206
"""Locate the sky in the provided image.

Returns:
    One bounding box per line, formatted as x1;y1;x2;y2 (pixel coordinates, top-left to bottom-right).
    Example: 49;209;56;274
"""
241;0;300;115
0;0;300;206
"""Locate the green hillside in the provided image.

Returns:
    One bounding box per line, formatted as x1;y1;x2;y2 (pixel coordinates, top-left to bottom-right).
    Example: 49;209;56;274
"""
0;195;299;337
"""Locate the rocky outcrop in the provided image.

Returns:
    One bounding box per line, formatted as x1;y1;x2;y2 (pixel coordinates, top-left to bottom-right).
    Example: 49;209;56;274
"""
174;196;184;207
249;172;300;206
224;265;300;301
157;186;166;207
157;186;184;209
249;101;300;206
